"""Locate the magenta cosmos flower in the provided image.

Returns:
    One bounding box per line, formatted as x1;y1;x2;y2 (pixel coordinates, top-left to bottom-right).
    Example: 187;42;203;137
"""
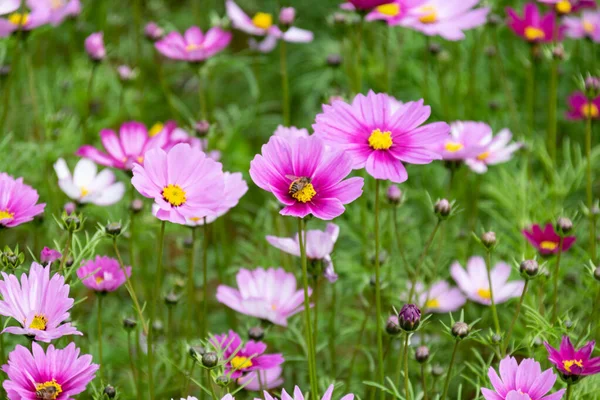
451;256;525;305
507;3;562;43
40;247;61;266
538;0;596;15
566;92;600;120
273;125;309;140
365;1;426;25
216;267;309;326
405;280;466;313
85;32;106;61
3;342;98;400
0;263;81;342
564;11;600;41
0;6;48;37
77;256;131;293
522;223;576;255
0;173;45;228
398;0;489;41
267;223;340;282
27;0;81;26
262;384;354;400
211;330;284;379
313;91;449;183
155;26;231;62
239;366;284;391
132;143;225;225
346;0;391;10
250;135;364;220
544;336;600;378
481;356;566;400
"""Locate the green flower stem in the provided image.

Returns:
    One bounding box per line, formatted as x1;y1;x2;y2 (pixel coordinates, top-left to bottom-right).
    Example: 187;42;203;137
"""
526;45;537;135
586;115;596;262
83;63;98;143
547;58;559;163
421;363;428;400
503;280;529;356
148;220;166;400
127;329;142;400
280;40;290;125
566;384;572;400
58;231;73;272
313;275;320;351
346;308;369;385
202;218;209;337
198;64;208;120
187;227;197;339
403;333;410;400
441;340;460;400
113;239;148;333
485;250;501;334
97;295;104;382
408;220;441;303
374;179;385;400
328;283;337;376
552;237;565;324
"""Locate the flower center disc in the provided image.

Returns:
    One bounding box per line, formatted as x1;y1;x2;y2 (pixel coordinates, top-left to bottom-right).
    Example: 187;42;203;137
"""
563;359;583;373
540;241;558;251
149;122;164;137
556;0;572;14
418;6;437;23
368;129;393;150
0;210;15;221
186;43;203;52
8;13;29;26
477;288;491;300
477;151;490;161
231;356;253;370
425;298;440;308
444;142;464;152
525;26;545;41
582;103;599;118
252;12;273;30
583;21;594;34
290;182;316;203
29;314;48;331
162;184;187;207
376;3;400;17
35;379;63;399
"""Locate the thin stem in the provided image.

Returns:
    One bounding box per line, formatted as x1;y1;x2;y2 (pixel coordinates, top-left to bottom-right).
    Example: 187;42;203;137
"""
198;64;207;120
547;57;559;162
127;330;142;400
441;340;460;400
206;370;218;400
345;308;368;383
23;42;42;142
373;179;385;400
408;220;441;302
0;38;23;131
329;283;337;377
421;363;428;400
526;46;537;135
202;218;208;337
586;115;596;262
403;333;410;400
313;276;320;351
187;227;197;339
503;280;529;356
566;384;572;400
184;361;196;396
113;239;147;333
485;250;501;334
395;337;403;387
97;295;104;382
423;36;430;102
491;29;519;131
552;237;565;324
84;63;98;143
280;40;290;125
148;220;166;400
59;232;73;272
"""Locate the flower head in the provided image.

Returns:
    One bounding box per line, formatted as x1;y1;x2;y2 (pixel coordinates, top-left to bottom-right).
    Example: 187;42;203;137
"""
216;267;309;326
405;281;467;313
145;21;164;40
2;342;98;400
54;158;125;206
85;32;106;61
155;26;232;62
27;0;81;26
451;256;525;305
77;256;131;293
132;143;225;225
522;223;576;255
507;3;562;43
40;247;61;266
273;125;310;140
313;91;449;183
481;356;566;400
250;135;364;220
564;11;600;42
365;1;425;26
398;304;421;331
0;263;81;342
544;336;600;379
0;5;48;37
261;384;354;400
538;0;597;15
464;127;522;174
0;173;45;228
238;366;284;391
347;0;391;10
566;92;600;120
436;121;491;161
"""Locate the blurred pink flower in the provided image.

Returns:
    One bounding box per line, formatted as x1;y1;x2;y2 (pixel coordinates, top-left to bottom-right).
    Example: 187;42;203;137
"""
346;0;391;10
0;173;45;228
279;7;296;25
40;246;61;266
0;0;20;15
262;384;354;400
27;0;80;25
522;223;576;255
85;32;106;61
405;280;467;313
239;366;284;391
145;21;164;40
273;125;310;140
566;92;600;120
365;0;426;26
464;127;522;174
506;2;562;43
77;256;131;293
0;6;48;37
538;0;596;15
155;26;231;62
564;11;600;41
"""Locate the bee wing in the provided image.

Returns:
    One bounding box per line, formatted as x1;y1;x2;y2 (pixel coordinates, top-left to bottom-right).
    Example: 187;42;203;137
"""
285;175;299;181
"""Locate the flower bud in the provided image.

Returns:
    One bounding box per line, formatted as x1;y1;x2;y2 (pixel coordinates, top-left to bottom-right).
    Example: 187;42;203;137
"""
451;322;469;339
145;22;164;41
434;199;451;218
481;231;497;249
487;13;502;26
202;352;219;368
105;222;122;237
195;120;211;137
326;54;343;67
123;317;137;330
64;202;76;215
491;334;502;344
164;292;180;306
564;320;573;330
552;45;565;60
84;32;106;62
415;346;430;363
62;213;83;232
428;43;442;55
398;304;421;332
484;46;496;58
533;337;543;347
103;385;116;398
216;375;230;387
248;326;265;341
594;266;600;282
585;76;600;98
385;316;401;336
556;217;573;235
65;257;74;268
520;259;539;277
130;199;144;214
152;320;163;333
279;7;296;25
431;365;444;377
117;65;137;82
387;184;402;205
40;247;61;266
0;246;25;270
189;345;205;360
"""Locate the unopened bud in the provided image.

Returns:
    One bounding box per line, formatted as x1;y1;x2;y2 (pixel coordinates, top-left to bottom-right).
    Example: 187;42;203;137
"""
103;385;116;398
564;320;574;330
487;14;502;26
164;292;179;306
556;217;573;235
520;259;539;277
398;304;421;332
64;202;76;215
123;317;137;330
387;184;402;205
481;231;497;249
415;346;430;363
279;7;296;25
216;375;231;387
195;120;211;137
385;316;401;336
434;199;451;218
326;54;342;67
202;352;219;368
491;333;502;344
432;365;444;377
130;199;144;214
484;46;496;58
428;43;442;55
63;214;83;232
585;76;600;98
451;322;469;339
145;22;164;41
152;320;163;333
105;222;122;237
552;45;565;60
248;326;265;341
189;345;205;360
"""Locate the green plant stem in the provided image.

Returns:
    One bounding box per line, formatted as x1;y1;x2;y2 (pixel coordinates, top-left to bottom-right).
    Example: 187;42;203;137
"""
184;361;196;396
552;237;565;324
313;276;320;351
97;295;104;382
491;29;519;131
23;42;42;142
547;58;559;162
526;46;537;135
345;308;368;384
423;36;430;102
586;115;596;262
113;239;148;333
566;384;572;400
408;220;441;302
202;218;209;337
187;227;197;338
59;232;73;272
403;333;410;400
373;179;385;400
441;340;460;400
485;250;501;334
198;64;208;120
84;63;98;143
395;337;403;387
329;284;337;377
280;40;290;125
503;280;529;356
0;38;23;131
127;329;142;400
207;370;218;400
148;220;166;400
421;363;428;400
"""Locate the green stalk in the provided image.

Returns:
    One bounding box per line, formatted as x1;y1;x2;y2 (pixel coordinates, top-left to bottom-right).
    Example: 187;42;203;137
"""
491;29;519;131
207;370;218;400
421;363;428;400
373;180;385;400
440;340;460;400
97;295;104;382
198;64;207;120
408;220;441;302
23;41;42;142
313;276;320;350
280;40;290;125
354;17;364;94
84;63;99;143
187;227;197;338
329;283;337;377
423;36;430;102
0;38;23;131
202;218;209;337
485;250;501;334
503;280;529;356
148;220;166;400
566;384;572;400
403;333;410;400
113;239;148;333
586;115;596;262
547;57;559;162
551;238;565;324
127;329;142;400
345;308;369;385
526;46;537;135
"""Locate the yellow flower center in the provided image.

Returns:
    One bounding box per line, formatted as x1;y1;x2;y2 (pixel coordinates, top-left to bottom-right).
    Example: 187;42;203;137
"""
291;183;316;203
271;303;277;310
252;12;273;30
8;13;29;26
80;187;89;198
368;129;393;150
418;6;437;24
376;3;400;17
540;241;558;251
51;0;65;9
425;298;440;308
477;288;491;300
148;122;164;137
556;0;572;14
563;359;583;373
231;356;253;370
477;151;490;161
444;142;464;152
35;379;63;400
29;314;48;330
162;184;187;207
95;276;104;284
583;21;595;34
185;43;203;52
525;26;546;41
0;210;15;221
582;103;599;118
189;217;201;222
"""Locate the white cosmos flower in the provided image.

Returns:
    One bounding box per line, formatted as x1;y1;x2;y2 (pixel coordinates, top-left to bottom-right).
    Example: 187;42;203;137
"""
53;158;125;206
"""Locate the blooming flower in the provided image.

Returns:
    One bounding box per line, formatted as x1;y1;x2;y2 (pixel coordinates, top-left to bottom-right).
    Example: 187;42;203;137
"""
0;173;45;228
2;342;98;400
216;267;309;326
27;0;81;26
155;26;232;62
239;366;284;391
538;0;596;15
250;135;364;220
564;11;600;42
85;32;106;61
405;281;467;313
365;0;425;26
566;92;600;120
0;263;81;342
145;21;164;40
77;256;131;293
0;0;20;15
273;125;310;140
522;223;576;255
0;5;48;37
266;223;340;282
506;3;562;43
346;0;391;10
211;330;284;379
544;336;600;379
450;256;525;305
40;246;61;266
261;384;354;400
481;356;566;400
313;91;449;183
464;127;522;174
435;121;490;161
398;0;490;41
54;158;125;206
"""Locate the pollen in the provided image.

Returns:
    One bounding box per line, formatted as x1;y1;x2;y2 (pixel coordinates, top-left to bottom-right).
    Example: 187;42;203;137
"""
252;12;273;30
148;122;164;137
556;0;572;14
368;129;393;150
80;187;89;197
8;13;29;26
477;288;491;300
292;183;316;203
540;241;558;251
581;103;599;119
425;298;440;309
563;359;583;373
376;3;400;17
162;184;187;207
35;379;63;400
95;276;104;284
29;314;48;331
525;26;545;41
51;0;65;9
0;210;15;221
185;43;203;52
583;21;594;34
231;356;253;370
444;142;464;152
418;6;437;24
477;151;490;161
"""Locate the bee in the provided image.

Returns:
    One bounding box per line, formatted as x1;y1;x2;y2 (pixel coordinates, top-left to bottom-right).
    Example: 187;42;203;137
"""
35;386;58;399
286;175;311;196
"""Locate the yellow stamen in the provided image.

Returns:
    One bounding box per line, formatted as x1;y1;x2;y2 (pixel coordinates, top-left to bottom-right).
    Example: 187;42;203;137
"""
582;103;599;118
271;303;277;310
540;241;558;251
376;3;400;17
162;184;187;207
477;151;490;161
137;156;144;164
477;288;491;300
425;298;440;309
95;276;104;284
8;13;29;26
368;129;393;150
525;26;546;41
291;183;316;203
556;0;572;14
252;12;273;30
418;6;437;24
35;379;63;400
189;217;201;222
148;122;164;137
563;359;583;373
80;187;89;198
231;356;253;370
0;210;15;221
583;21;595;34
29;314;48;330
51;0;64;9
444;142;464;153
185;43;203;52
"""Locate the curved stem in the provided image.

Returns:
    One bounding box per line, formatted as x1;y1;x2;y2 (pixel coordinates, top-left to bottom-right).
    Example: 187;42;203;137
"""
202;218;208;337
441;341;460;400
97;295;104;382
586;115;596;262
485;250;501;334
113;239;147;333
503;280;529;356
187;227;197;339
408;220;441;302
373;179;385;400
552;237;565;324
280;40;290;125
403;333;410;400
148;220;166;400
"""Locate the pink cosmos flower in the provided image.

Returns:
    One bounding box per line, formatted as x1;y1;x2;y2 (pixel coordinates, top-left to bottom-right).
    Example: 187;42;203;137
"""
226;0;313;53
0;6;48;37
481;356;566;400
261;384;354;400
450;256;525;305
211;330;284;379
266;223;340;282
155;26;232;62
77;256;131;293
0;263;81;342
85;32;106;61
346;0;391;10
40;246;61;266
464;128;522;174
398;0;490;41
145;21;164;40
564;11;600;42
156;121;221;160
0;0;20;15
566;92;600;120
365;0;426;26
27;0;80;26
522;223;576;255
0;173;45;228
544;336;600;378
435;121;490;161
405;281;467;313
273;125;310;140
313;91;449;183
132;143;225;225
2;342;99;400
239;366;284;391
216;267;309;326
250;135;364;220
538;0;596;15
506;3;562;43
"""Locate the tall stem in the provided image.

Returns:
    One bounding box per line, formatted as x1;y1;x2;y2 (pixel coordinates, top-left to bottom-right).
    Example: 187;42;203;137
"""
202;218;208;337
374;180;385;400
187;227;197;338
97;295;104;382
148;220;166;400
421;363;428;400
503;280;529;356
586;115;596;262
313;276;320;350
24;44;42;142
280;40;290;125
113;239;147;333
408;220;441;302
485;250;501;334
441;341;460;400
127;330;142;400
329;283;337;376
552;238;564;324
403;333;410;400
198;64;207;120
547;57;559;162
526;46;537;135
84;63;98;143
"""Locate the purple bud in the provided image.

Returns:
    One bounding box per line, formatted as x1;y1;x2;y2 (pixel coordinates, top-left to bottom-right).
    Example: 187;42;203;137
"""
387;184;402;204
451;321;469;338
279;7;296;25
556;217;573;235
434;199;451;218
144;22;164;41
398;304;421;332
195;120;211;137
40;247;61;266
481;231;497;249
64;202;76;215
415;346;430;363
385;315;401;336
84;32;106;62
